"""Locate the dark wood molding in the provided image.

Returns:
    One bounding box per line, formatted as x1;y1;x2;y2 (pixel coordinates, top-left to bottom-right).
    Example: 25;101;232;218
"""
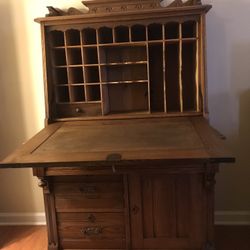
45;0;204;17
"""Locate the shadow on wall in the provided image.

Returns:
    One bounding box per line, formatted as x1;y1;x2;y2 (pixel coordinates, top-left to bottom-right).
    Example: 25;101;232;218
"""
0;1;40;213
0;0;26;158
207;6;250;210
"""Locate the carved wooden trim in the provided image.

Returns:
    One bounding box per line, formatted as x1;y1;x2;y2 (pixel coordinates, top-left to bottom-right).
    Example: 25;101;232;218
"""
204;164;217;191
38;177;50;194
45;0;203;17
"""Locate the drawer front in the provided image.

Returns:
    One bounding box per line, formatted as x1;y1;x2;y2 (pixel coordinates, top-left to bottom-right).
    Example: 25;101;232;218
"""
56;103;102;118
58;213;126;249
53;176;124;211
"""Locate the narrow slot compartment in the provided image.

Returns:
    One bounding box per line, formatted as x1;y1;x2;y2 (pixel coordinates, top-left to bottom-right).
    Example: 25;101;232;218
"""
66;29;81;46
182;41;197;111
106;83;148;113
131;25;146;41
98;27;113;44
53;49;66;66
83;47;98;64
50;30;65;47
71;85;85;102
54;68;68;85
85;66;100;83
182;21;197;38
101;64;148;82
67;48;82;65
82;28;97;45
165;22;179;39
165;43;180;112
86;85;101;101
68;67;84;84
99;45;147;64
57;86;70;102
114;26;129;43
148;44;164;112
148;23;163;41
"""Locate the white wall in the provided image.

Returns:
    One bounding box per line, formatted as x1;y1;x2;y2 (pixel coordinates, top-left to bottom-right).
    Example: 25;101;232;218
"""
205;0;250;211
0;0;249;217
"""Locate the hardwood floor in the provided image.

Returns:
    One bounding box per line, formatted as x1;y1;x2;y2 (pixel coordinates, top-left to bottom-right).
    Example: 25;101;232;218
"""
0;226;47;250
0;225;249;250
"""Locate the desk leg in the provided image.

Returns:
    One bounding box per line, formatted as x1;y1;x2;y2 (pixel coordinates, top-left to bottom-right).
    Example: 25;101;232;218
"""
38;177;59;250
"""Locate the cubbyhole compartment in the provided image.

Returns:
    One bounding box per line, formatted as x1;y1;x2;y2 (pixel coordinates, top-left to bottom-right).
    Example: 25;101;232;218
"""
82;28;97;45
86;85;101;101
66;29;81;46
83;47;98;64
71;85;85;102
53;49;66;66
101;64;148;83
98;27;113;44
165;43;180;112
105;83;148;113
67;48;82;65
53;68;68;85
148;23;163;41
85;66;100;83
114;26;129;43
99;45;147;64
165;22;179;39
149;44;164;112
57;86;70;103
50;30;65;47
131;25;146;41
68;67;84;84
182;21;197;38
182;41;197;111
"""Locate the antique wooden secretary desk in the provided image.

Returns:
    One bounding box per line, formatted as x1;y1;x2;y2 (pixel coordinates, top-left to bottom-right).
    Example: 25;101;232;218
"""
1;0;234;250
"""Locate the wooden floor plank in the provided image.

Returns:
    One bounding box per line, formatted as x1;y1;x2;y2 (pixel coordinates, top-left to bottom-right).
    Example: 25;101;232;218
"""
0;225;249;250
0;226;47;250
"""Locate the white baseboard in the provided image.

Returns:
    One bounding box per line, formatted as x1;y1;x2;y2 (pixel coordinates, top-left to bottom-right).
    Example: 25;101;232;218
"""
0;211;250;226
215;211;250;225
0;213;46;225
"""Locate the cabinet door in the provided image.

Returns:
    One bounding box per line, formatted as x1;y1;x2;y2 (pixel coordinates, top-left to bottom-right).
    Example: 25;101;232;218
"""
129;173;207;249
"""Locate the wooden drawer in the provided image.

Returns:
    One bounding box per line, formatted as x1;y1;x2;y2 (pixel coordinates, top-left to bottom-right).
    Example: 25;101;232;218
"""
53;175;124;212
57;212;126;249
56;103;102;118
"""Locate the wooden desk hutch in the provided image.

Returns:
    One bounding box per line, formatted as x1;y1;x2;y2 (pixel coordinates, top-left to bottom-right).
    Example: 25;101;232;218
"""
1;1;234;250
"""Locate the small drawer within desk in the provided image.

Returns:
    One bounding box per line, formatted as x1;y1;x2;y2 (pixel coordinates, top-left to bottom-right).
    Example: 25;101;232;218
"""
57;212;126;249
53;175;124;212
58;212;125;238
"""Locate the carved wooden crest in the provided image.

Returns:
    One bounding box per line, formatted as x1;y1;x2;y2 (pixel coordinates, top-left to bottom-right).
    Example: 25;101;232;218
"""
46;0;202;17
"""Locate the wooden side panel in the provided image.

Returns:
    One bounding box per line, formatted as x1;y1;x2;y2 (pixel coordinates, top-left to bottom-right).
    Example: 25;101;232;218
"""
130;172;207;249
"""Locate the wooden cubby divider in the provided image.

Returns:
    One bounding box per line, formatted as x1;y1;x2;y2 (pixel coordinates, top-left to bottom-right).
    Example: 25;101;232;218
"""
48;19;201;118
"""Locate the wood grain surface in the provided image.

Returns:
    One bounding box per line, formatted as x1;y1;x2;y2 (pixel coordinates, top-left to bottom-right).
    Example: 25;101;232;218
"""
0;226;249;250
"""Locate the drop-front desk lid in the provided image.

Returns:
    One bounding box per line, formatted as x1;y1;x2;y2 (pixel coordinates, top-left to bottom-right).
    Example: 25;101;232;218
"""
1;117;234;168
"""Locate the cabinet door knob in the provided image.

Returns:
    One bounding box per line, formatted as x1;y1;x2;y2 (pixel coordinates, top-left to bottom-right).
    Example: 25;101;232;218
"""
132;205;140;215
75;107;82;113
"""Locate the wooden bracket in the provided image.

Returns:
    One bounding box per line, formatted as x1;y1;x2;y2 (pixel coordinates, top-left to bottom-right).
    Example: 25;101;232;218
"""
204;165;217;191
38;177;50;194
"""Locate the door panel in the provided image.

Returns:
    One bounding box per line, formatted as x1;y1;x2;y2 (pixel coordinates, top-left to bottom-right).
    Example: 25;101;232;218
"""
129;173;206;249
